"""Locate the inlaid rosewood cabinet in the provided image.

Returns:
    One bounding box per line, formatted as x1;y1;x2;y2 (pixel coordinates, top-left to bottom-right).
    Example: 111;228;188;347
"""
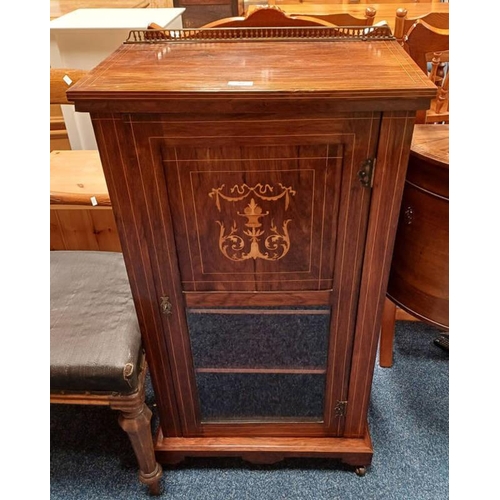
68;27;436;472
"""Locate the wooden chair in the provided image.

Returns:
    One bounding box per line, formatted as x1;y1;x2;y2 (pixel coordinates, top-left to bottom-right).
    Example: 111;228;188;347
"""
403;20;449;124
266;0;377;25
394;7;449;43
286;7;377;27
402;20;449;75
51;250;162;494
50;67;121;252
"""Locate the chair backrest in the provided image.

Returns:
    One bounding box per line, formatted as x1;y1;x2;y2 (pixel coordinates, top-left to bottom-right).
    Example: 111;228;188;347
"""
394;7;449;43
403;20;449;124
290;7;377;27
403;20;449;74
201;6;335;28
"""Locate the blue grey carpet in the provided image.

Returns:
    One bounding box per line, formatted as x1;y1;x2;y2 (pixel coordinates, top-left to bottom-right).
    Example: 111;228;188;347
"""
50;320;448;499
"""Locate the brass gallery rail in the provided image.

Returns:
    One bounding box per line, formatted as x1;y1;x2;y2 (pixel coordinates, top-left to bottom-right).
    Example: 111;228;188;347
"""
125;25;395;43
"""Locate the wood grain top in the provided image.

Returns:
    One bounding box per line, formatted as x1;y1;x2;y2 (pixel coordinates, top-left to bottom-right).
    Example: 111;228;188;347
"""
50;150;111;205
410;124;449;167
68;38;436;110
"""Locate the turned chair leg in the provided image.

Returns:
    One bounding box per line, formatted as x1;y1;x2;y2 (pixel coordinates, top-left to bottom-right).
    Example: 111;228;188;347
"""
379;297;397;368
116;401;163;495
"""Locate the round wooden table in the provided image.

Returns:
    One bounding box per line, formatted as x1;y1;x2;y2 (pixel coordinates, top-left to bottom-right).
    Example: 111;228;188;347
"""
380;124;449;367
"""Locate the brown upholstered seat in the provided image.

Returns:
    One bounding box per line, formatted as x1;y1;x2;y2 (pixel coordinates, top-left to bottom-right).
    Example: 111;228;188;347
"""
50;250;162;495
50;251;142;393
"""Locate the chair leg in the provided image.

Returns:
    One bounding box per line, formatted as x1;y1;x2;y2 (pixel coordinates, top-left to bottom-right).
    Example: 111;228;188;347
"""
115;401;163;495
379;297;397;368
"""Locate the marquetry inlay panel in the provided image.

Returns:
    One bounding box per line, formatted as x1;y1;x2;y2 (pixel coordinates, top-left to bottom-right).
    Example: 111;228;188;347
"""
162;141;343;291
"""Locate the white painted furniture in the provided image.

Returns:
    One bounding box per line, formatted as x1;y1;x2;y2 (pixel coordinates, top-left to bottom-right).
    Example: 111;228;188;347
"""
50;8;185;149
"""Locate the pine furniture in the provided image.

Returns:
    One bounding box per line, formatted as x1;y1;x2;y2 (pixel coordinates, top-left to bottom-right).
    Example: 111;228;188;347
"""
394;6;449;43
50;149;122;251
67;25;436;472
250;2;449;33
50;68;121;251
402;19;449;124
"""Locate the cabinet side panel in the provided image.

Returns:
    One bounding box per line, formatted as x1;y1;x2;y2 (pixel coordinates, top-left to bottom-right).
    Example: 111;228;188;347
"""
92;115;184;437
344;111;416;437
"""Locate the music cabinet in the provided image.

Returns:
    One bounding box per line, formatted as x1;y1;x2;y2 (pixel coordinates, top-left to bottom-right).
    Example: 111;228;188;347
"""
68;26;435;473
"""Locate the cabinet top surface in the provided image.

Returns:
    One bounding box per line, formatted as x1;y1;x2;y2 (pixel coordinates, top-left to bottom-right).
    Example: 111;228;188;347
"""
411;124;449;168
68;38;436;104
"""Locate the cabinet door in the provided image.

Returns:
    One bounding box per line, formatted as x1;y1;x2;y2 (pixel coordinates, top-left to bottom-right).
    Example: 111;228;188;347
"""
129;113;380;436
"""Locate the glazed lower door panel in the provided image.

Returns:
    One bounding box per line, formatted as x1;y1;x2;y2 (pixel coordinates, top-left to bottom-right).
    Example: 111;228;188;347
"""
196;372;326;422
187;307;330;423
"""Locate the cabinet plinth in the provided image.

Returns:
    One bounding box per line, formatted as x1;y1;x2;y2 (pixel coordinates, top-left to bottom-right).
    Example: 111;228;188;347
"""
68;31;436;468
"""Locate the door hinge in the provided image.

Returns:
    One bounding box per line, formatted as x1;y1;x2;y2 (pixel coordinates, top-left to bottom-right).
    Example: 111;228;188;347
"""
358;158;376;188
160;296;172;316
334;400;348;417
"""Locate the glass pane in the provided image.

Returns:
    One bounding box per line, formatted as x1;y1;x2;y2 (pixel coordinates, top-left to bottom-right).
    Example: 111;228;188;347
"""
196;372;326;422
187;307;330;423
